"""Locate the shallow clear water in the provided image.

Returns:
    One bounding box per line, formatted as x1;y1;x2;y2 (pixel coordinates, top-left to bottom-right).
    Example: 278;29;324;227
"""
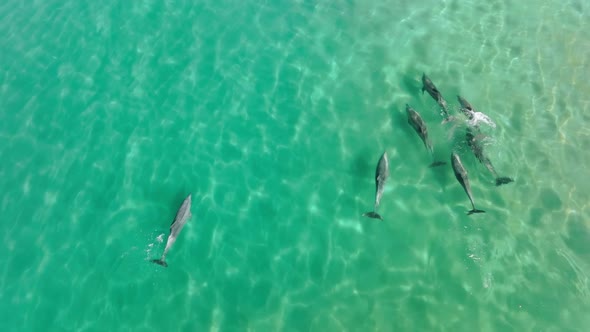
1;0;589;331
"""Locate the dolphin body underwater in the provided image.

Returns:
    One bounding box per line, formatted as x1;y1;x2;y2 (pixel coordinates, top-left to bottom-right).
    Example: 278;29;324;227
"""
450;152;486;215
465;128;514;186
405;104;446;167
151;194;192;267
363;151;389;220
422;73;451;120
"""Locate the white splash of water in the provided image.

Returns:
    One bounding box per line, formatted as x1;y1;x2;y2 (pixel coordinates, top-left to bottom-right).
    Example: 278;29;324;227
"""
144;243;154;260
468;111;496;128
144;233;166;260
156;233;165;243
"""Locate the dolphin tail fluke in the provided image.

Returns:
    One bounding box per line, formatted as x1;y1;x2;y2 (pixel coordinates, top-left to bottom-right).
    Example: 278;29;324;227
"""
495;177;514;186
151;259;168;267
429;161;446;168
467;209;486;215
362;211;383;221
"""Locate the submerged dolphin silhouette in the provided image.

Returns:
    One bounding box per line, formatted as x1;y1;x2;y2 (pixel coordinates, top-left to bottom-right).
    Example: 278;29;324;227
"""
405;104;446;167
151;194;192;267
465;128;514;186
362;151;389;220
422;73;450;119
450;152;485;215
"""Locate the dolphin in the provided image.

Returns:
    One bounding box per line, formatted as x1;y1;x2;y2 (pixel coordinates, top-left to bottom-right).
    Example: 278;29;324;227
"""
362;151;389;220
405;104;446;167
457;95;475;120
151;194;192;267
457;95;496;128
421;73;450;119
450;152;485;215
466;128;514;186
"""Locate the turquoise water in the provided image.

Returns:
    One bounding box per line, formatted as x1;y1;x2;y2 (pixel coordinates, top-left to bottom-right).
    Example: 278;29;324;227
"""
1;0;589;331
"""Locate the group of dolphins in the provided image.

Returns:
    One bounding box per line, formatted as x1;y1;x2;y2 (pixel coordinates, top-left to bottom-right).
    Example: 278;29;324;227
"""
150;74;515;267
363;73;514;220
